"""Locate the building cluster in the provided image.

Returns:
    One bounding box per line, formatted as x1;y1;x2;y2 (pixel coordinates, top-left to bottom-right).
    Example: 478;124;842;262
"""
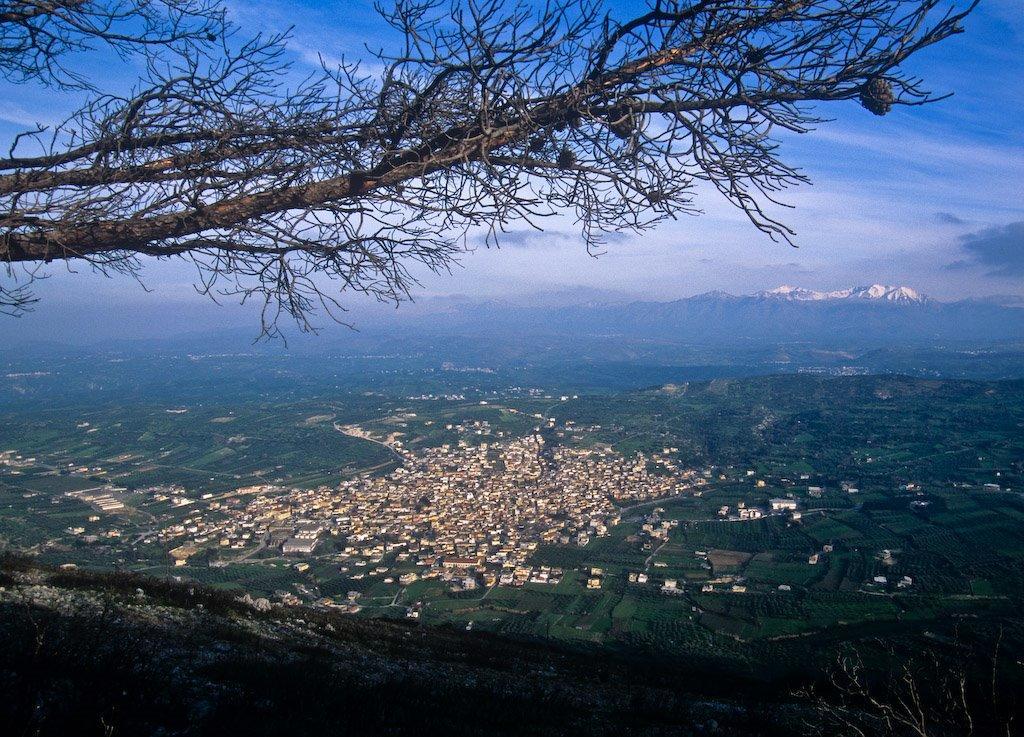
716;496;801;522
152;429;700;587
66;486;126;513
0;449;36;470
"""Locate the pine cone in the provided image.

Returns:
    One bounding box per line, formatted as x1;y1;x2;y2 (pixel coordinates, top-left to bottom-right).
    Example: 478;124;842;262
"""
608;116;635;140
860;77;895;116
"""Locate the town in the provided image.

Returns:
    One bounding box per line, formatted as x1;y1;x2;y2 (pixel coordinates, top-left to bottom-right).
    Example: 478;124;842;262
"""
2;374;1019;643
151;419;710;609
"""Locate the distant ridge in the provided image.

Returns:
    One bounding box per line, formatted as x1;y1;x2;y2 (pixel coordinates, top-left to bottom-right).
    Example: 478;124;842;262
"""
390;283;1024;347
7;283;1022;352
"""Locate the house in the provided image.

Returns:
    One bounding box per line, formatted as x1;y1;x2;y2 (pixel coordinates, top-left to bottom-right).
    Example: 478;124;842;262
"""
170;544;199;563
661;579;683;594
282;537;319;555
441;556;482;569
770;498;798;511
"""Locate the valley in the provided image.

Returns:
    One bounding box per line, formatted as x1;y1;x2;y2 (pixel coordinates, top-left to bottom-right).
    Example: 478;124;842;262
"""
2;373;1022;682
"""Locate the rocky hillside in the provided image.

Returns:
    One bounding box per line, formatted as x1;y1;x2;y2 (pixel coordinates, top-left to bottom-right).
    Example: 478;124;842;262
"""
0;556;806;737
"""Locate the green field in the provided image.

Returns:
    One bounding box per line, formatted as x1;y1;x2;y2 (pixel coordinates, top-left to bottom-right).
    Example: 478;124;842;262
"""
2;372;1023;677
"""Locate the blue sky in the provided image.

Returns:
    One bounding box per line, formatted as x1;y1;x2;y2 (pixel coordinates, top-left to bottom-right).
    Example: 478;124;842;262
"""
1;0;1022;341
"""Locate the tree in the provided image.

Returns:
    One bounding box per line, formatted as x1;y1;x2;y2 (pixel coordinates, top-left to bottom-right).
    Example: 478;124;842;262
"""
0;0;977;334
804;632;1021;737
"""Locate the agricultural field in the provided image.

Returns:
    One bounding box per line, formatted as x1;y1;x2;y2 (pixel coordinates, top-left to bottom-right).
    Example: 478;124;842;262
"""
1;371;1023;676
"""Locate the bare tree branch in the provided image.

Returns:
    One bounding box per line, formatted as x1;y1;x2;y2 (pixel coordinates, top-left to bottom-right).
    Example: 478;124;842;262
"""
803;630;1020;737
0;0;227;89
0;0;978;334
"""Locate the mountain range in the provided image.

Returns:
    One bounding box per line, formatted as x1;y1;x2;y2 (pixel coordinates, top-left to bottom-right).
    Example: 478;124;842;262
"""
386;284;1024;348
754;284;925;303
5;284;1024;356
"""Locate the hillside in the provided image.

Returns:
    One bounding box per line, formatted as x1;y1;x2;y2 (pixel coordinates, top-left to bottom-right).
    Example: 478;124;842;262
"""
1;556;804;737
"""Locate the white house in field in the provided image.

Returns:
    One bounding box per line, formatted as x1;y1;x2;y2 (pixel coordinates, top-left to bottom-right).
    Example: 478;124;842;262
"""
770;498;798;512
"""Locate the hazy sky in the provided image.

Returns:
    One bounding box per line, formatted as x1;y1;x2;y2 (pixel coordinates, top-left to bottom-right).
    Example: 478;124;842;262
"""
1;0;1022;341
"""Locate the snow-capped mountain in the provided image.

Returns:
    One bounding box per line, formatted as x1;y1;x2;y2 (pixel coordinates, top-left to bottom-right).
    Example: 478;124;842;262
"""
327;282;1024;351
757;284;925;303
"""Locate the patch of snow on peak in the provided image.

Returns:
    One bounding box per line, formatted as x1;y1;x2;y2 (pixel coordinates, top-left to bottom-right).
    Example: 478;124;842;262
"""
759;285;830;301
848;285;925;303
758;284;925;303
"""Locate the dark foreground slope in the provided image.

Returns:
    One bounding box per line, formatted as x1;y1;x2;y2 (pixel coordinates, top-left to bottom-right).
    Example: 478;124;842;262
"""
0;557;809;737
3;558;1023;737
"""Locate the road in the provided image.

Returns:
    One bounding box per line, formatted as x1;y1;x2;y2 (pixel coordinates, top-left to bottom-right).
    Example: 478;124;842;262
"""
332;421;407;465
643;539;668;572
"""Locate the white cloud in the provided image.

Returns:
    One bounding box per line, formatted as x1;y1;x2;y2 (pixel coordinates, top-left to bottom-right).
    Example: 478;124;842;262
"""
0;104;60;128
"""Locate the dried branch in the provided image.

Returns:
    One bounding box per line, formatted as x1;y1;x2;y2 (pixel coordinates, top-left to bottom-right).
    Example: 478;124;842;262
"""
803;631;1020;737
0;0;227;89
0;0;978;334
